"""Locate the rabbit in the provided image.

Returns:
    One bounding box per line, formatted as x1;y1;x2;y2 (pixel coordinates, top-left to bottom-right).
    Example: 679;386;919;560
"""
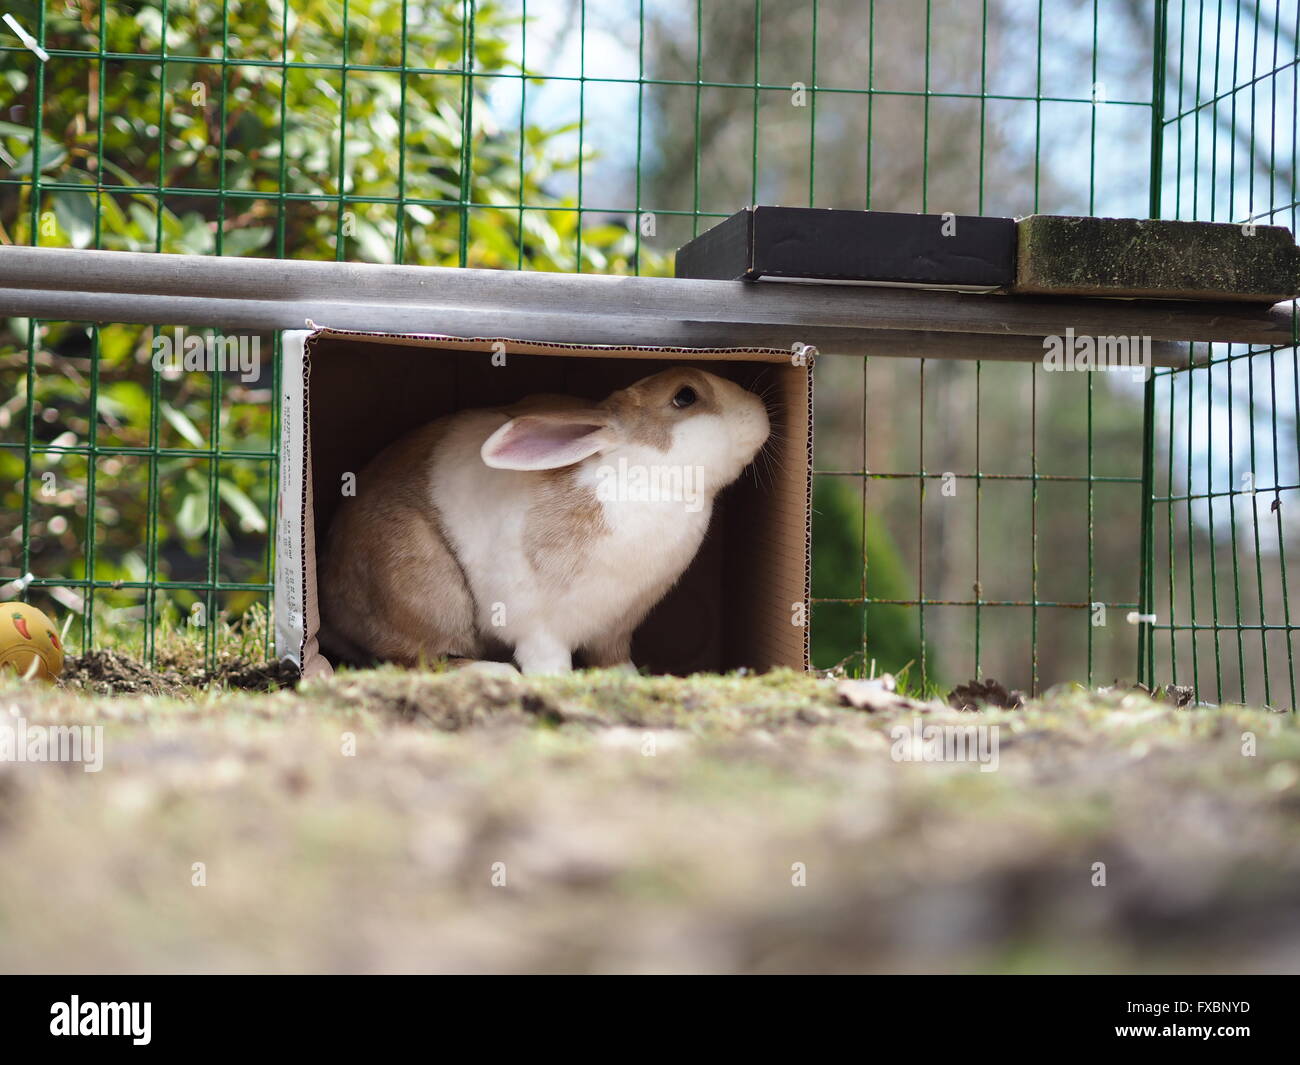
318;367;770;674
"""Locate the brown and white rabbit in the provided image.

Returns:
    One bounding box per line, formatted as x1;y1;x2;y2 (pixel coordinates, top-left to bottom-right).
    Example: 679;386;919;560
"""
318;367;770;674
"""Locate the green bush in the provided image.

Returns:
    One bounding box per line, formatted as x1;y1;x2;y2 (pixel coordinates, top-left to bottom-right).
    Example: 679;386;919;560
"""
811;475;930;681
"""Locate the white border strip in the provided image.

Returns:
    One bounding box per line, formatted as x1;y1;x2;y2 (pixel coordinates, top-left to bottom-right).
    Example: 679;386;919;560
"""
274;330;310;667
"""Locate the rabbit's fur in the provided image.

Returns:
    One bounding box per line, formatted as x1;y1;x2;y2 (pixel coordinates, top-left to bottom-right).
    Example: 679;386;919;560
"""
319;367;769;674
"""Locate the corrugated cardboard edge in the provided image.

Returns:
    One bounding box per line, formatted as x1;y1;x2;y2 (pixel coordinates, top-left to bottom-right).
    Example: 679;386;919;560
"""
303;322;806;363
276;324;815;678
274;330;307;674
274;329;332;679
803;367;814;670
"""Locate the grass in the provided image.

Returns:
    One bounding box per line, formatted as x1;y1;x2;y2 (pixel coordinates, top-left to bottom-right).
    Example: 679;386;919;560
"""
1;650;1298;974
78;602;280;675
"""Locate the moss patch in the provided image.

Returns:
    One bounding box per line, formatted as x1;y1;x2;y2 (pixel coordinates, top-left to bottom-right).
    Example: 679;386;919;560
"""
1014;215;1300;302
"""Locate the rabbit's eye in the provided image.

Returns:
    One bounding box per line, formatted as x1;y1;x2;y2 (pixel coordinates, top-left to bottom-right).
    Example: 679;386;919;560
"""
671;386;697;409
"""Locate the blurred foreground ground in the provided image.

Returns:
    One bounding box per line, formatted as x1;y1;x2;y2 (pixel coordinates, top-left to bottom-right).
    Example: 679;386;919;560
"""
1;666;1298;974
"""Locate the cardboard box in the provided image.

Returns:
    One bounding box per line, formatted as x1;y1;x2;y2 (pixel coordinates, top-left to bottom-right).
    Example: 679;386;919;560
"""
674;205;1017;291
275;328;813;679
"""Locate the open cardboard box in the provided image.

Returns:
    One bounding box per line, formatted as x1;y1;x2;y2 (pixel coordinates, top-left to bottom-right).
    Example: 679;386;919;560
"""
274;327;813;679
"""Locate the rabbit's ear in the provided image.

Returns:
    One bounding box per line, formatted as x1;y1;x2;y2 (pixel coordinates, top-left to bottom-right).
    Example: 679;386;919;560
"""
481;412;618;471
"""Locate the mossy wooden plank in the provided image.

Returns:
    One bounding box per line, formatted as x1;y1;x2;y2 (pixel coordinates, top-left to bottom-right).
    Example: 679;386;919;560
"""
1015;214;1300;303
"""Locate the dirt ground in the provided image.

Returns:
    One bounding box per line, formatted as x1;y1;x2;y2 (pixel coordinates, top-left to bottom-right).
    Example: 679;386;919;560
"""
1;662;1298;974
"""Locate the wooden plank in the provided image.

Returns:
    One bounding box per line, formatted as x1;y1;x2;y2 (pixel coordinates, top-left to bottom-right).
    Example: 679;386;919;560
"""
0;245;1292;350
1016;214;1300;303
0;286;1189;366
674;206;1016;288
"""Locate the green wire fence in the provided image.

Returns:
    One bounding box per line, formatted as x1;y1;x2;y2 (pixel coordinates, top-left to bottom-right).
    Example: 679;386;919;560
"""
1143;0;1300;709
1;0;1296;706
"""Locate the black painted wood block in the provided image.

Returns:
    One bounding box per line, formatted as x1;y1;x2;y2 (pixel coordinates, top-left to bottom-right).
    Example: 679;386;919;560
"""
673;206;1018;291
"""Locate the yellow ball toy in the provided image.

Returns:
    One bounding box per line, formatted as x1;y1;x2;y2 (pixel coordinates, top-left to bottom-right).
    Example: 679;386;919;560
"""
0;602;64;683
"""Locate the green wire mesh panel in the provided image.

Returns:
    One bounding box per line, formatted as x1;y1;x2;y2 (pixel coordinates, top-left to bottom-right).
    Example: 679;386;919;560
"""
807;0;1156;694
0;1;1295;699
1;317;279;665
1145;0;1300;709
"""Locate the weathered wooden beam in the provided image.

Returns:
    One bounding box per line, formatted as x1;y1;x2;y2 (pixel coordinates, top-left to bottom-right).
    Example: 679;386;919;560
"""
9;286;1182;364
0;286;1195;368
1;246;1292;363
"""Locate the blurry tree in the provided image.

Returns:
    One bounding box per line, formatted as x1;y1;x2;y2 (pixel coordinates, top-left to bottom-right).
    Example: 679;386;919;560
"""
635;0;1163;690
